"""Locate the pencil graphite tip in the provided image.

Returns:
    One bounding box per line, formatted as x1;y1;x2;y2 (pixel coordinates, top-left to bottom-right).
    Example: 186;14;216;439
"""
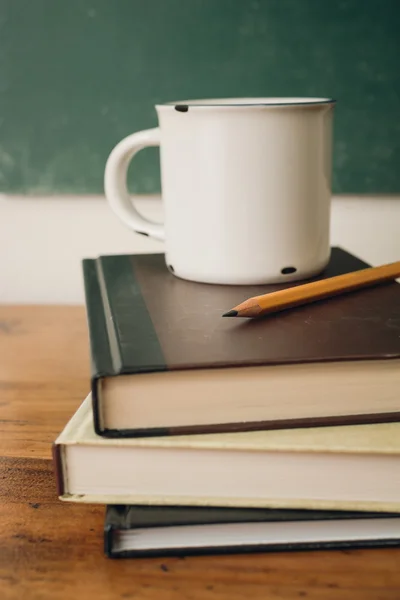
222;309;238;317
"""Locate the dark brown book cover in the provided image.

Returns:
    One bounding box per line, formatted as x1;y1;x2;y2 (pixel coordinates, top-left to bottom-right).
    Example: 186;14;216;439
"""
52;442;64;497
82;247;400;436
104;504;400;559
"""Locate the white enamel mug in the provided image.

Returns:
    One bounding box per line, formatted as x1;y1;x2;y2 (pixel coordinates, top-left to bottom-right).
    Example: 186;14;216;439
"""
104;98;335;285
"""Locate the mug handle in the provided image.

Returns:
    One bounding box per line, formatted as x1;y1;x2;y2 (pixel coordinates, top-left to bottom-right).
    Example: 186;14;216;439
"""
104;128;164;241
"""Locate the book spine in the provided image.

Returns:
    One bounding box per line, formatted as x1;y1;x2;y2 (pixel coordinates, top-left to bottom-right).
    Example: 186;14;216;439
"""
82;259;116;434
52;442;65;497
104;522;114;558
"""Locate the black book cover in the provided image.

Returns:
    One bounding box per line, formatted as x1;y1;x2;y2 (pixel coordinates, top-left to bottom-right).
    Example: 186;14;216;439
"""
104;505;400;559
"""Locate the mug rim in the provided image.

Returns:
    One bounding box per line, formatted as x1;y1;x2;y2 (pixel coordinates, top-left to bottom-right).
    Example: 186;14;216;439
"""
157;97;336;110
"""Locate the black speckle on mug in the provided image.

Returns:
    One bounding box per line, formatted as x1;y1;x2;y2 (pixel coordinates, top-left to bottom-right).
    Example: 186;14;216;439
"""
136;231;149;237
281;266;297;275
168;264;175;273
175;104;189;113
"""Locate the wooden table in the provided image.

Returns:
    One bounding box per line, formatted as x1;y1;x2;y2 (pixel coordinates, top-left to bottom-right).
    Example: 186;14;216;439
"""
1;305;400;600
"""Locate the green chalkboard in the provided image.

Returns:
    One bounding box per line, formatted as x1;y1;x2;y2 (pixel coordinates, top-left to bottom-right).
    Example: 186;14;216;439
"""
0;0;399;194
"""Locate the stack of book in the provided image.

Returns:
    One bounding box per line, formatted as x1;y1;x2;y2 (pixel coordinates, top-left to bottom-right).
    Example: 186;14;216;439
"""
53;247;400;558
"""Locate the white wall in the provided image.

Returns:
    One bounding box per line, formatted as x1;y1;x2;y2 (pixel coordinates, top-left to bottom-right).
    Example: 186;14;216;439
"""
1;194;399;304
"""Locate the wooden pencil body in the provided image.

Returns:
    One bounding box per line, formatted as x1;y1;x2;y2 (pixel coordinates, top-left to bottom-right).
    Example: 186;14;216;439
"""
233;261;400;318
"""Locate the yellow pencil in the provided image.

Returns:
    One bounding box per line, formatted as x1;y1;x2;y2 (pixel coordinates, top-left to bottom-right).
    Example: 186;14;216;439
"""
222;260;400;318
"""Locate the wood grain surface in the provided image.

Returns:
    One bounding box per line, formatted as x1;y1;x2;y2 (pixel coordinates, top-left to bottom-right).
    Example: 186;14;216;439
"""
0;305;400;600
